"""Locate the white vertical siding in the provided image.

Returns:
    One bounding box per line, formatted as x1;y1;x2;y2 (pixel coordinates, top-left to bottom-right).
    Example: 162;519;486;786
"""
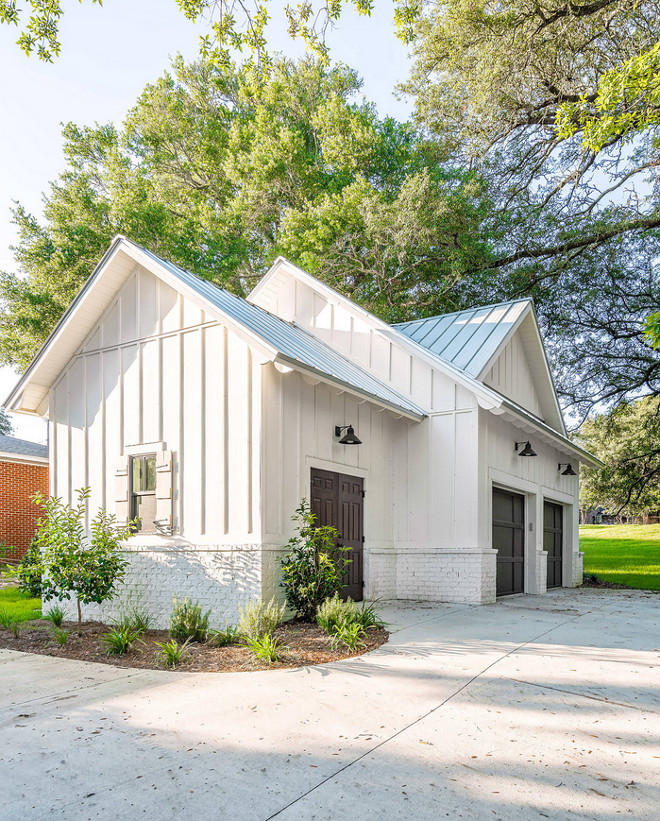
50;266;261;543
483;332;544;418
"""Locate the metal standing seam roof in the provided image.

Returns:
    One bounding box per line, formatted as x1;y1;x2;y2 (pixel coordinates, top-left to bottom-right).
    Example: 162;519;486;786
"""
0;434;48;459
136;245;425;419
393;300;531;379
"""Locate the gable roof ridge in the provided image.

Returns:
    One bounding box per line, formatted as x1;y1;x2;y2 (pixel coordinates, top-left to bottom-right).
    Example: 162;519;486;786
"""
391;297;534;328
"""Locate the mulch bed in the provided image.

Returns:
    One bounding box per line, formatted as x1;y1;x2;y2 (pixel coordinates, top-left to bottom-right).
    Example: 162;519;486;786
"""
581;576;632;589
0;619;388;673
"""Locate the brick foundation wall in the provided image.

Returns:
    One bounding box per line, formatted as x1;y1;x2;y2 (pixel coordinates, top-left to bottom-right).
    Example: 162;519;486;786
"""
0;460;49;562
79;544;273;629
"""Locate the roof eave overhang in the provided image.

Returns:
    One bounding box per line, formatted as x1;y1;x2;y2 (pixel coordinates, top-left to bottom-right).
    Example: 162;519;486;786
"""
495;399;604;469
274;354;425;422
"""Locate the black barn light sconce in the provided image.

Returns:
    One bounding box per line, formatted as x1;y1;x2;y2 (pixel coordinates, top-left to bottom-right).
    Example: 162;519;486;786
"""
515;440;537;457
558;462;577;476
335;424;362;445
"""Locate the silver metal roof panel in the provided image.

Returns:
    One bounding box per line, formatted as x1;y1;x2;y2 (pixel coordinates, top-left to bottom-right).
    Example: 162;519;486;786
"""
394;300;530;378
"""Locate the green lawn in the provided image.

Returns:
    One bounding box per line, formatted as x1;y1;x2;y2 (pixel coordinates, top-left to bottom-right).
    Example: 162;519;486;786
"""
580;524;660;590
0;588;42;622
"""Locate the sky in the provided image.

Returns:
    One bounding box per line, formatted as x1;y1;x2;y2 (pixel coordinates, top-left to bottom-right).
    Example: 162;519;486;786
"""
0;0;413;443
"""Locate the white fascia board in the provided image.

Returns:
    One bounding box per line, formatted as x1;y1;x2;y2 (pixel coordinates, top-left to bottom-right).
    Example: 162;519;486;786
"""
0;452;49;465
249;256;507;413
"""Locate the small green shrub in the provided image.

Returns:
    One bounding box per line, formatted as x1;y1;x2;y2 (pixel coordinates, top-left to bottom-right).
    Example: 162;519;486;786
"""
116;606;152;634
51;627;69;646
15;540;42;597
44;605;66;627
169;597;210;642
0;607;13;629
330;622;366;652
101;624;143;655
156;637;191;668
279;499;351;620
242;632;282;664
316;593;358;634
238;597;286;640
8;620;20;639
354;600;385;629
208;623;240;647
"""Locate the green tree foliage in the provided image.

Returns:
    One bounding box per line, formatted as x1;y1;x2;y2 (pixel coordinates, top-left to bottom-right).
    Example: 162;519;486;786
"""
279;499;350;621
575;397;660;520
0;56;494;367
0;408;13;435
31;488;134;634
402;0;660;423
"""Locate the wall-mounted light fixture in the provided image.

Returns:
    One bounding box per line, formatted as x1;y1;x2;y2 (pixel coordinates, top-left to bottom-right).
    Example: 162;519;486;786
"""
515;440;537;457
335;424;362;445
558;462;577;476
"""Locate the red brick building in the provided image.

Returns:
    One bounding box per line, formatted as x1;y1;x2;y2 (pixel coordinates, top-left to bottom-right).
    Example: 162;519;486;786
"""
0;435;49;563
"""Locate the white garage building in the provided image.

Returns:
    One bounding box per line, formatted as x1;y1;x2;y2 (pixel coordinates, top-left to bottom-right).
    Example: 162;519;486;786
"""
4;237;601;626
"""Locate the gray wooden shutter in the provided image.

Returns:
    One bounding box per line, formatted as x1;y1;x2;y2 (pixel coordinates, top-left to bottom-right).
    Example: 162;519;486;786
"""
155;449;173;533
115;460;130;525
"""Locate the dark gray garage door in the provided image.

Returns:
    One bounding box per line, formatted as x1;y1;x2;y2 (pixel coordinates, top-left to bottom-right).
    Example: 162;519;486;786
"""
493;489;525;596
544;501;563;589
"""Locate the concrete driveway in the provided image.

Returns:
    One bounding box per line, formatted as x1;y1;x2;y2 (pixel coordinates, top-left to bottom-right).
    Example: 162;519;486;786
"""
1;588;658;821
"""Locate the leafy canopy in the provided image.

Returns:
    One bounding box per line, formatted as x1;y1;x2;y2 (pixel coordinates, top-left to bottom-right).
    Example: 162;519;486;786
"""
575;397;660;518
0;56;494;368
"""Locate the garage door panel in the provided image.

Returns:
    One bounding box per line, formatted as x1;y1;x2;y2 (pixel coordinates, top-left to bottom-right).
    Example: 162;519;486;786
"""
494;489;525;596
544;501;563;589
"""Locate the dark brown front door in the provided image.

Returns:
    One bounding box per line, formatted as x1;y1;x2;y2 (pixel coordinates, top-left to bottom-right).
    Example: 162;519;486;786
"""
493;488;525;596
544;501;563;589
310;468;364;601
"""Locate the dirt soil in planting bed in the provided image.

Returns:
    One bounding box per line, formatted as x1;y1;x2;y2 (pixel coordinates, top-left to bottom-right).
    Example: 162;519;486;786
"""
0;620;388;672
582;577;635;589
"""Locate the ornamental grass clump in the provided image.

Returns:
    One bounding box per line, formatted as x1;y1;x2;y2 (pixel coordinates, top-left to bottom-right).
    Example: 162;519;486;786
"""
238;597;286;640
208;623;240;647
44;605;65;627
169;597;210;643
101;624;143;655
156;638;191;668
330;622;366;652
279;500;351;621
242;633;283;664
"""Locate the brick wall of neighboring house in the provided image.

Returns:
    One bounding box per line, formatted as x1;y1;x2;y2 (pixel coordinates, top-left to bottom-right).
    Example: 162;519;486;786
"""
0;460;49;562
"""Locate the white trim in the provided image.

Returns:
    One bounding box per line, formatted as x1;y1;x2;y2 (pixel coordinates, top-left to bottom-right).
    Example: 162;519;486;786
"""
124;441;166;455
0;452;48;466
305;455;369;480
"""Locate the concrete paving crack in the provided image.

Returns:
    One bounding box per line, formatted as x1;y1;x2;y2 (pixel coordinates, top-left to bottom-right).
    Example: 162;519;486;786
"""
507;677;660;714
262;609;591;820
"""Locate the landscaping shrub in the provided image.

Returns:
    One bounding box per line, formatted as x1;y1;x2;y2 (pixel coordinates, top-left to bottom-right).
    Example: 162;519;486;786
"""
44;605;65;627
279;499;351;620
238;597;286;640
156;638;191;668
169;597;210;643
316;593;358;634
208;623;240;647
15;539;43;597
31;488;135;634
330;622;366;652
242;633;282;664
101;624;143;655
354;600;385;629
116;605;152;634
51;627;69;646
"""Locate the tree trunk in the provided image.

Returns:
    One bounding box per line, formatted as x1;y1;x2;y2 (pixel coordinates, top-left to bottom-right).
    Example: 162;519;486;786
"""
77;599;82;637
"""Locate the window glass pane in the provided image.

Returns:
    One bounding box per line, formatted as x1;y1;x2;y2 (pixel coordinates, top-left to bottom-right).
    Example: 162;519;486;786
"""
134;493;157;532
145;455;156;491
132;457;143;491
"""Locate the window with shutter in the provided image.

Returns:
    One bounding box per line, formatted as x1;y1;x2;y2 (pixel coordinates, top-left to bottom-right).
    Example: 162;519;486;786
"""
130;454;157;533
155;449;174;534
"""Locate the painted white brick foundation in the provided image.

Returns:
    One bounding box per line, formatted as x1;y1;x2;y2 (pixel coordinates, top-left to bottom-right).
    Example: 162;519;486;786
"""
367;547;497;605
573;551;584;587
80;544;268;629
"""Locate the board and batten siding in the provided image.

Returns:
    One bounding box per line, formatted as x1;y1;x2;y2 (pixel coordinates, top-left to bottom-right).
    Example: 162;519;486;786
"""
482;330;544;420
49;265;261;544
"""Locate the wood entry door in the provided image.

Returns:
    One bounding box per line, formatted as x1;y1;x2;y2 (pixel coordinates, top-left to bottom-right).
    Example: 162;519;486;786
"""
544;501;564;589
493;488;525;596
310;468;364;602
